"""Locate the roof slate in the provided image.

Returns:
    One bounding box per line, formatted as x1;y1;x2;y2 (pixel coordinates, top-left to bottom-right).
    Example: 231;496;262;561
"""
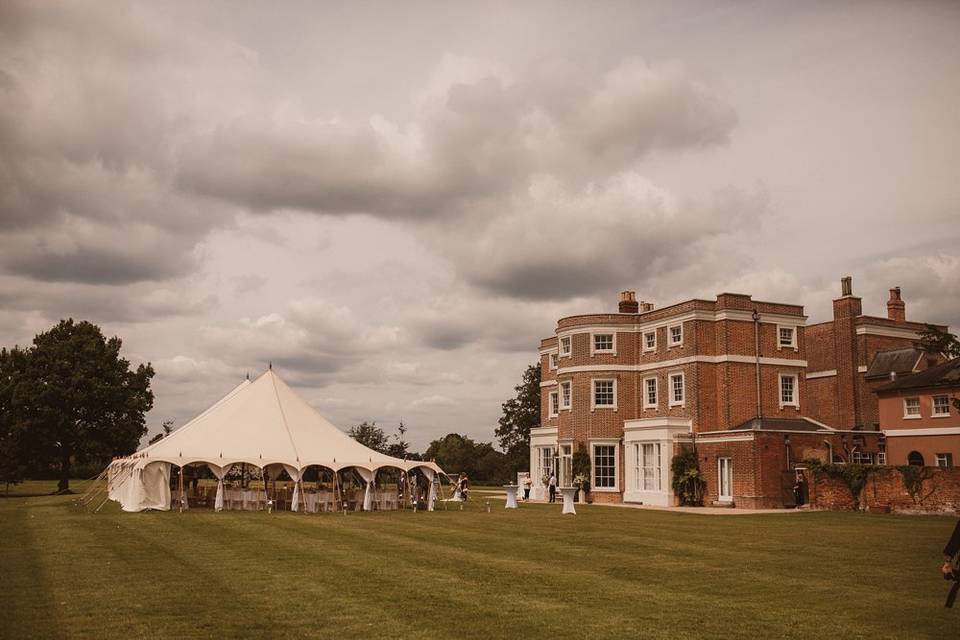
864;347;923;380
875;358;960;393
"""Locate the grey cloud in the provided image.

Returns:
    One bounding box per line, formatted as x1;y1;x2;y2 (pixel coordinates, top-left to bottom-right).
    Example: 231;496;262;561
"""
177;57;737;219
444;178;769;300
0;277;218;325
861;255;960;330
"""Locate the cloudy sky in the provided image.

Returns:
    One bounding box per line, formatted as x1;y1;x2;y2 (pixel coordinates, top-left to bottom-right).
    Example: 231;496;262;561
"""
2;1;959;450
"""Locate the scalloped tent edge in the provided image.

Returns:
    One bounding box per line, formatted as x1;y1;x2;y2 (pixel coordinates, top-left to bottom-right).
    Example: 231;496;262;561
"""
106;368;444;512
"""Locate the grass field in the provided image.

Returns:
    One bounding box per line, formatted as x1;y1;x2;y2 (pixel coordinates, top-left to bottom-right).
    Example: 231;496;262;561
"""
2;482;957;639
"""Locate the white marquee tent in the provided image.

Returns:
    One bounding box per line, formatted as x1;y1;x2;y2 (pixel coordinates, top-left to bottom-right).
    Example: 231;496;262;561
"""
107;368;445;513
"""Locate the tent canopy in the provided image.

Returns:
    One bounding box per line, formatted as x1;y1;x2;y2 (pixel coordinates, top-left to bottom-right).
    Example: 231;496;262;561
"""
110;369;443;511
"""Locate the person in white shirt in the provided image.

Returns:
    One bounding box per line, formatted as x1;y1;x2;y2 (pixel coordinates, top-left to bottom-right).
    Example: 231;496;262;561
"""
548;472;557;503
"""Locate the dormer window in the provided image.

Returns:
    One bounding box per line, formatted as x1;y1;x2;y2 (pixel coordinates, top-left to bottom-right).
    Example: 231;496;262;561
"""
560;336;571;357
778;325;797;350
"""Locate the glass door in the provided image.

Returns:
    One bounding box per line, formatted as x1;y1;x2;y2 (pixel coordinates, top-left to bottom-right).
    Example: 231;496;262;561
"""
559;445;573;486
718;457;732;502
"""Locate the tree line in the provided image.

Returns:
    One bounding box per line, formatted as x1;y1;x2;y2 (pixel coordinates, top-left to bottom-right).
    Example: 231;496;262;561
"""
1;317;543;492
346;358;539;484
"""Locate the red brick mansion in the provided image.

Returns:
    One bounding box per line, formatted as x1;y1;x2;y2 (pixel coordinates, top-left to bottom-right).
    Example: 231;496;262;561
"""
530;277;948;508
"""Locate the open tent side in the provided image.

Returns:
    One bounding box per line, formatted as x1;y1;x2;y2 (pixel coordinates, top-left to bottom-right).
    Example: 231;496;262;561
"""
107;369;445;513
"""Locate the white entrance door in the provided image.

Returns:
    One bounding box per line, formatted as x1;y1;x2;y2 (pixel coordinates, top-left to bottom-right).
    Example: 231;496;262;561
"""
718;457;733;502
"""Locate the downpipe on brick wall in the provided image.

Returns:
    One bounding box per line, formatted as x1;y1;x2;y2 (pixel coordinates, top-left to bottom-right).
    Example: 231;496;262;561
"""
752;309;762;420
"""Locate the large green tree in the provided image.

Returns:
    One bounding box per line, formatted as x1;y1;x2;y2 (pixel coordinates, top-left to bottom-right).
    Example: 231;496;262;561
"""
13;319;155;492
0;346;30;492
494;363;541;475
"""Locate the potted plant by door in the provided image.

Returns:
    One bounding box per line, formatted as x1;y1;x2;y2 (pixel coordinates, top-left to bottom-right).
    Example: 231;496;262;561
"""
571;446;592;503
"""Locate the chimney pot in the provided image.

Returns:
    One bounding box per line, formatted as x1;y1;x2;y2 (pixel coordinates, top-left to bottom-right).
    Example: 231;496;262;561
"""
619;290;639;313
841;276;853;297
886;286;906;322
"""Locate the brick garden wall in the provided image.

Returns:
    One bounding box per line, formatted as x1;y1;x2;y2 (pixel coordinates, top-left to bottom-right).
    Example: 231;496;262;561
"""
809;466;960;514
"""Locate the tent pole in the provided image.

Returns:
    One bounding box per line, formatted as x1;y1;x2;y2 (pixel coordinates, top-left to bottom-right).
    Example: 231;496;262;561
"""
178;466;184;513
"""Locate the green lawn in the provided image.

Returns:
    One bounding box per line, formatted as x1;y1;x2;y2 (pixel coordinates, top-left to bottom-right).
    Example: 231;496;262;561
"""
1;482;957;639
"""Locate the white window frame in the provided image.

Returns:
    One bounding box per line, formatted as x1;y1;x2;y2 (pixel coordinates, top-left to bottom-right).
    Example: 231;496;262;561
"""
591;378;617;410
548;391;559;418
936;453;953;468
777;324;797;351
668;371;685;408
642;330;657;352
668;324;684;348
643;376;658;410
549;352;558;370
876;450;887;465
591;442;619;492
559;381;572;410
932;395;950;418
717;457;733;502
638;442;662;491
778;373;799;409
559;336;572;358
903;397;921;419
590;332;616;356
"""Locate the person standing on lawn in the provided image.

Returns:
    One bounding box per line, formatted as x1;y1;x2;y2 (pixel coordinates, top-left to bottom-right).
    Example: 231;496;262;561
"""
548;472;557;503
523;476;531;501
943;518;960;608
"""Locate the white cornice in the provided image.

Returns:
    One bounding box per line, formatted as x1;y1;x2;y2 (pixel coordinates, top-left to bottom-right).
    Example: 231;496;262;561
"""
806;370;837;379
884;427;960;437
538;346;559;356
530;426;558;436
556;355;807;375
695;433;756;442
855;325;922;340
624;417;692;431
555;310;806;339
539;380;558;387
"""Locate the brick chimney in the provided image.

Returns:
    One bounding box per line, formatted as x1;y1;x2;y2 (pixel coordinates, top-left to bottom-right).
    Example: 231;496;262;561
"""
832;275;862;429
619;290;639;313
640;301;655;312
886;287;906;323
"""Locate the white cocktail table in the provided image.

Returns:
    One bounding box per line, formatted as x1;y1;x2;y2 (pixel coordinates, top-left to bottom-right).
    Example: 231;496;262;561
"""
503;484;519;509
560;486;577;515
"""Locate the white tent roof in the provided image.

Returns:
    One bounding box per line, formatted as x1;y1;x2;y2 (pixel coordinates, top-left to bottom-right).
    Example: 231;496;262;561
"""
126;369;442;476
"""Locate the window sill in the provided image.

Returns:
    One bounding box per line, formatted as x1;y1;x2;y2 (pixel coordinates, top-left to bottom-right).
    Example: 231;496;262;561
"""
591;351;616;356
903;415;922;420
590;486;620;493
931;414;951;419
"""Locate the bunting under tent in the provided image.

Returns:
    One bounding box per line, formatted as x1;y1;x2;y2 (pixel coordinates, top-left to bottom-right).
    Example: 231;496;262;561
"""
105;369;445;513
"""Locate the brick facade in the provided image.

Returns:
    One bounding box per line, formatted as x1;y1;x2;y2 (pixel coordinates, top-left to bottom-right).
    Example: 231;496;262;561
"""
532;278;948;509
809;466;960;514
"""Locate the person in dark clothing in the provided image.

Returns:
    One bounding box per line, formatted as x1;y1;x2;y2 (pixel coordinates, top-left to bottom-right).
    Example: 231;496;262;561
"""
548;472;557;503
944;518;960;579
